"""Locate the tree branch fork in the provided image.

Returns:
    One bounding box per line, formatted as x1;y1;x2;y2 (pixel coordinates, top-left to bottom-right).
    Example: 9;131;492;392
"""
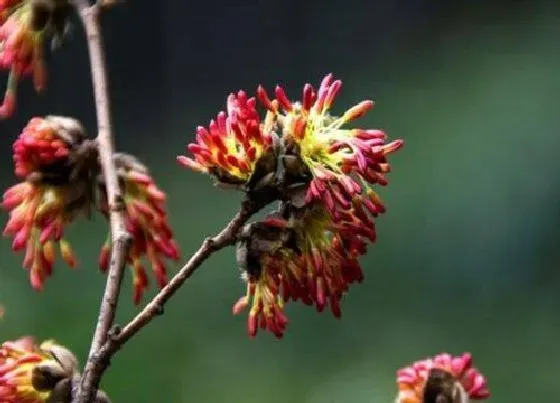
70;1;265;402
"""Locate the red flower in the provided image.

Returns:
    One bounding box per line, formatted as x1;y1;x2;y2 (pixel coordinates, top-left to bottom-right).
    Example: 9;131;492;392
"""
178;90;278;190
2;116;93;290
12;116;76;179
396;352;490;403
98;153;180;304
258;73;403;234
233;203;368;338
2;182;78;290
0;337;78;403
0;0;71;118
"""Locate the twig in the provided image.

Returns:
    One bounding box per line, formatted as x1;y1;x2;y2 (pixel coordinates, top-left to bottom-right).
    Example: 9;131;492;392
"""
72;1;131;402
97;198;262;365
71;1;265;400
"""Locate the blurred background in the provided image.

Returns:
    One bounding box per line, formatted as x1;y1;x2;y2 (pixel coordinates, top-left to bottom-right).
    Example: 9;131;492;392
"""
1;0;559;401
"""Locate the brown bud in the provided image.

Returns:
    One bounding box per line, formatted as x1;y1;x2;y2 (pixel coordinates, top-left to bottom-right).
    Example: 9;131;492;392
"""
45;378;71;403
31;361;67;391
236;217;298;280
41;342;79;375
30;0;55;32
423;368;468;403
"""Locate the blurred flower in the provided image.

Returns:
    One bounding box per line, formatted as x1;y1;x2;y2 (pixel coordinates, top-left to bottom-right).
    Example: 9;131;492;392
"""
98;153;180;304
0;0;72;118
396;352;490;403
0;336;78;403
2;116;97;290
233;202;368;338
258;73;403;225
177;90;279;192
2;182;78;289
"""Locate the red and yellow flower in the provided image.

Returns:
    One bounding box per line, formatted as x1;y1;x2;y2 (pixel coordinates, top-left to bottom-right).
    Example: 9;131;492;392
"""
233;203;368;338
179;74;404;338
177;90;278;189
396;352;490;403
0;0;71;118
2;182;78;290
0;0;45;118
12;116;76;179
0;337;76;403
258;74;403;225
2;117;89;290
98;153;180;304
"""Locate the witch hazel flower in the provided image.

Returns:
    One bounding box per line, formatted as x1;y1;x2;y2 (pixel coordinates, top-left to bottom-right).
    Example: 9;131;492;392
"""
258;73;403;227
2;116;96;290
98;153;180;304
396;352;490;403
0;0;71;118
233;202;368;338
178;90;280;193
0;336;79;403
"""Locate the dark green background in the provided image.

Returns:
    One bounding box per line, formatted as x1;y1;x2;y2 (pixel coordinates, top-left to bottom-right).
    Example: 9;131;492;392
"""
1;1;559;401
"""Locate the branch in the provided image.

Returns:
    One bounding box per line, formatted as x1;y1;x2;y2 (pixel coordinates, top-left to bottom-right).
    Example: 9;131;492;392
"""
97;198;263;365
72;1;131;402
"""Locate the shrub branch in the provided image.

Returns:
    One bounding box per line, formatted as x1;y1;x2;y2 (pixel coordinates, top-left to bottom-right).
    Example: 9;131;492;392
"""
71;2;266;402
72;0;131;402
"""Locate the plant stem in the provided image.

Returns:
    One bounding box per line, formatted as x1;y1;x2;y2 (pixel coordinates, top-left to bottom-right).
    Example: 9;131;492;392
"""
103;198;261;352
72;2;265;401
72;1;131;402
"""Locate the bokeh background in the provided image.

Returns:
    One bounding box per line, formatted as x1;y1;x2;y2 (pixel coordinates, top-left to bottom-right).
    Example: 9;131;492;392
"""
1;0;560;401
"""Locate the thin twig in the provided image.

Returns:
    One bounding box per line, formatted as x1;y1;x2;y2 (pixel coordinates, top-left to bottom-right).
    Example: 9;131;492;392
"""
97;198;262;363
72;1;131;402
72;1;265;401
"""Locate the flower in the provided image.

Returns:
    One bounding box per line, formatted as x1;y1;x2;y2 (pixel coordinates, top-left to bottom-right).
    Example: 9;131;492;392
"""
177;90;279;191
98;153;180;304
396;352;490;403
233;202;368;338
2;182;79;289
0;0;72;118
258;73;403;228
181;74;404;338
3;116;96;290
12;116;88;180
0;336;78;403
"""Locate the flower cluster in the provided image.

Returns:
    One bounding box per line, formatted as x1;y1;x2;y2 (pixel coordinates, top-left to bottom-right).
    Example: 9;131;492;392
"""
177;90;280;193
0;0;72;118
259;73;404;224
98;153;180;304
0;336;111;403
0;336;77;403
180;74;403;337
396;352;490;403
2;116;178;303
233;203;368;338
2;116;94;290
